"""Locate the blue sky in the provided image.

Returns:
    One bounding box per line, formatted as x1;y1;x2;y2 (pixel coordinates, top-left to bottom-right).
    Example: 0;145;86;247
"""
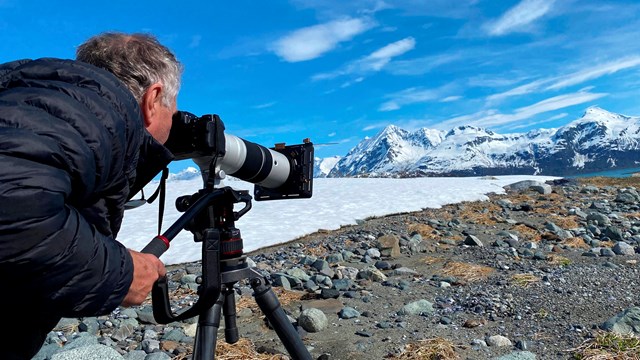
1;0;640;173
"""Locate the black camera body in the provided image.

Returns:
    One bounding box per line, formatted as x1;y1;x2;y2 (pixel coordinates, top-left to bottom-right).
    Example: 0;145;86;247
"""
165;112;227;160
164;111;313;200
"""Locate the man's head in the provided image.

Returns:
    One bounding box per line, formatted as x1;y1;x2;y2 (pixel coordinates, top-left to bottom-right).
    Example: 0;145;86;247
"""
76;32;182;144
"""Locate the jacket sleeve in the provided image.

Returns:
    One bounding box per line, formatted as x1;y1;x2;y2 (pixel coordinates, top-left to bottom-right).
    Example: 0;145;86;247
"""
0;145;133;316
0;59;140;316
0;128;134;317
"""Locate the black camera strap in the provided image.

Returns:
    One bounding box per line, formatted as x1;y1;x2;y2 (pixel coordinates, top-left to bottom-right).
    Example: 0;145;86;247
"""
146;168;169;235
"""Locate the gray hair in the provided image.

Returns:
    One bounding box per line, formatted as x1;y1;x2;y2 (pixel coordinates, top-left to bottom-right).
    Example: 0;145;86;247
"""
76;32;182;107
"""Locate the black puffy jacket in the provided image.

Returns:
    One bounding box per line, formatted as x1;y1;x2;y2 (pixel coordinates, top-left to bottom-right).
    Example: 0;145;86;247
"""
0;58;173;317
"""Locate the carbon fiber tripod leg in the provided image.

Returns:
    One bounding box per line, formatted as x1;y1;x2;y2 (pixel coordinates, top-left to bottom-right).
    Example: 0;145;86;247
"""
250;276;312;360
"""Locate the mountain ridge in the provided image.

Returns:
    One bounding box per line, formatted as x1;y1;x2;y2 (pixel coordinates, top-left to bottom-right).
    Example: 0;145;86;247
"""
326;107;640;177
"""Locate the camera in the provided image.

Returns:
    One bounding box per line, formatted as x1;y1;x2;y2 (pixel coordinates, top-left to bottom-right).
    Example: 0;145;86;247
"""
165;111;313;200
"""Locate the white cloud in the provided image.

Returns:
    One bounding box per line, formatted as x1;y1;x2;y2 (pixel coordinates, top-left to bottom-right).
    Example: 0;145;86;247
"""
441;96;462;103
379;102;400;111
379;85;451;111
546;56;640;90
487;56;640;102
340;77;365;88
289;0;478;19
510;112;568;130
439;91;606;130
485;0;555;36
271;17;374;62
364;37;416;71
313;37;416;81
254;102;276;109
487;79;550;102
386;52;461;75
363;122;390;131
546;112;569;121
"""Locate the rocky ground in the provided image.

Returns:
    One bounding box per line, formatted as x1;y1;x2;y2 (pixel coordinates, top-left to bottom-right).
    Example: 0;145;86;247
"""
35;176;640;360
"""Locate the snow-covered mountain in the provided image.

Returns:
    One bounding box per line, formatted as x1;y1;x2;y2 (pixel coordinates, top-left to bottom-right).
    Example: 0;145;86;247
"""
314;156;342;178
168;167;201;181
328;107;640;177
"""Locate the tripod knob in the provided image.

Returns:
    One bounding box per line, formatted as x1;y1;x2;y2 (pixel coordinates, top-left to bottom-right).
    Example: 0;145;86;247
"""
221;227;243;258
175;195;193;212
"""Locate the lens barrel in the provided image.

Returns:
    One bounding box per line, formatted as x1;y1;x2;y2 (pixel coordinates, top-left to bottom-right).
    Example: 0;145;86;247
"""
220;134;290;188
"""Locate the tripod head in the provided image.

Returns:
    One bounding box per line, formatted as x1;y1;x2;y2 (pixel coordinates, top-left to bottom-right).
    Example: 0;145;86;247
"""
143;185;252;323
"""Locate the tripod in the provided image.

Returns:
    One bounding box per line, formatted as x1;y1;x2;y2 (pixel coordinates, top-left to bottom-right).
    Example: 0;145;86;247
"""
142;186;312;360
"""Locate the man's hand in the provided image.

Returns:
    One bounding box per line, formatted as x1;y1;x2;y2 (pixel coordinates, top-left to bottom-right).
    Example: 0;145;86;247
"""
121;249;166;307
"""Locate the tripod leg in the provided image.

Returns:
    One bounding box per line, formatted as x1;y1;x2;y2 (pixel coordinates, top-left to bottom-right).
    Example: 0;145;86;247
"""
193;292;225;360
222;285;239;344
250;276;312;360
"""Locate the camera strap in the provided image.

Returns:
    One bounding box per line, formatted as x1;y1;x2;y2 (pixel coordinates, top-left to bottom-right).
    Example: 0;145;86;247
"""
146;168;169;235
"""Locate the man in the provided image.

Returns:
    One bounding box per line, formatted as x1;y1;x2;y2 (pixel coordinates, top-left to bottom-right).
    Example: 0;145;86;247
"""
0;32;180;358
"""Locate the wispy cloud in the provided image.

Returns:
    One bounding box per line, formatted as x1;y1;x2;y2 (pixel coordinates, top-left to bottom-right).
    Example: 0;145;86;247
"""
386;52;462;76
232;123;306;138
379;85;453;111
361;37;416;71
467;74;533;88
340;77;365;88
485;0;555;36
439;91;606;130
313;37;416;81
271;17;374;62
289;0;388;18
487;79;550;102
487;56;640;102
441;96;462;103
546;56;640;90
290;0;478;19
253;102;276;109
510;112;568;130
189;35;202;49
363;121;391;131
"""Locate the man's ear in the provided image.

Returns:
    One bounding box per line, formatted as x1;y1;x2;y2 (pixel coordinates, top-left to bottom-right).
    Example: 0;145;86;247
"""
140;83;163;128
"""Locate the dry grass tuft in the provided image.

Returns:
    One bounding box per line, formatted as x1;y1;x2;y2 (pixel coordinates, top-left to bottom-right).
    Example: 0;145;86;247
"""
561;237;591;249
439;261;495;283
568;331;640;360
578;176;640;188
216;338;289;360
236;288;304;312
511;224;542;242
273;288;305;306
343;239;356;248
502;192;568;216
624;212;640;221
305;244;328;257
550;215;580;229
511;273;541;287
170;338;289;360
548;254;572;266
422;256;446;265
454;202;502;225
392;337;461;360
408;223;439;240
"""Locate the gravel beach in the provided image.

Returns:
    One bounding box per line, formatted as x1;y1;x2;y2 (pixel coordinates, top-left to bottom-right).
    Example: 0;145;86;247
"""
34;177;640;360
